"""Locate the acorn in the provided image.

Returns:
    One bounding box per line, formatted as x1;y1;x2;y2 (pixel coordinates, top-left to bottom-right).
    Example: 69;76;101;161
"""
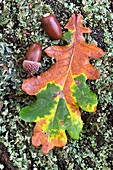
26;43;42;62
41;13;62;40
23;43;42;76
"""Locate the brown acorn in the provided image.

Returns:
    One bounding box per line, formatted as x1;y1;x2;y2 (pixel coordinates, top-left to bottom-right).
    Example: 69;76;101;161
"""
23;43;42;76
26;43;42;62
41;13;62;40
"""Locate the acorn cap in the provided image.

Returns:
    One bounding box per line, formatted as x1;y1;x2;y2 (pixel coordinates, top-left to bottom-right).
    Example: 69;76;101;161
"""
23;60;41;75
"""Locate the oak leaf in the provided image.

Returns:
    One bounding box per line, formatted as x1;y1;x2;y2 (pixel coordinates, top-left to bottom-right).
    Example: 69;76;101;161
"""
20;12;105;154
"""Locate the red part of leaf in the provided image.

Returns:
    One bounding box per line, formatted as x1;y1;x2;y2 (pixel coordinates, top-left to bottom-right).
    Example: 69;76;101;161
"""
32;119;67;154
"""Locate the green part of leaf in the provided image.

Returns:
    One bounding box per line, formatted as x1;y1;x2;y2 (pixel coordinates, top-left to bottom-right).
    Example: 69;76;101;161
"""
65;115;83;140
20;83;61;122
47;97;82;140
71;74;98;112
62;31;73;44
20;83;83;140
46;97;68;135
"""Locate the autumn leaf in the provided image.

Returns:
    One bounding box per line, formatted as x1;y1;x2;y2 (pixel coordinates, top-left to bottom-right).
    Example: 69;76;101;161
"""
20;12;105;153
